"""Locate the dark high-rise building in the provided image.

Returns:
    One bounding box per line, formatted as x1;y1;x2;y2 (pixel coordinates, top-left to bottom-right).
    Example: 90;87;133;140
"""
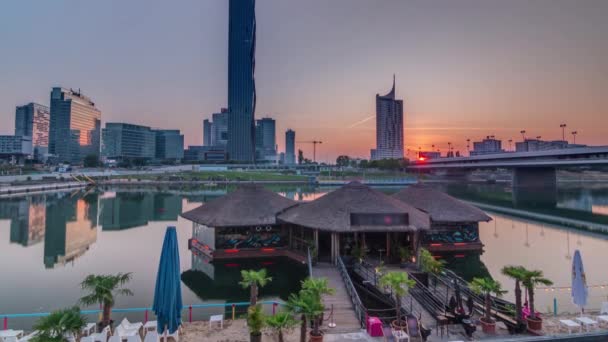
255;117;276;162
49;88;101;164
15;103;50;148
371;76;404;160
285;129;295;165
227;0;256;162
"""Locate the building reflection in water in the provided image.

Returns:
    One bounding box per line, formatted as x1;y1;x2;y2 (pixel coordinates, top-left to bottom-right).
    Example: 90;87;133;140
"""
1;190;185;269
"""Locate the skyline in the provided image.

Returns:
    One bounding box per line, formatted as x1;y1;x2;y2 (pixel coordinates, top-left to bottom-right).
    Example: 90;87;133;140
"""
1;0;608;162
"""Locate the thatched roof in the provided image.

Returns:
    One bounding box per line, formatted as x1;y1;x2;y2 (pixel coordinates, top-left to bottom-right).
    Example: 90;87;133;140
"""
393;185;491;223
181;184;296;227
278;181;430;232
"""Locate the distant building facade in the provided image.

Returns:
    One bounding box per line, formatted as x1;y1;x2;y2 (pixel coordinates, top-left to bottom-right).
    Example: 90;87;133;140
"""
255;118;276;162
15;103;50;160
154;129;184;161
102;123;156;161
285;129;295;165
372;76;404;160
210;109;228;148
49;88;101;164
184;146;228;162
0;135;32;160
227;0;256;162
418;151;441;160
515;139;572;152
471;136;504;156
203;119;212;146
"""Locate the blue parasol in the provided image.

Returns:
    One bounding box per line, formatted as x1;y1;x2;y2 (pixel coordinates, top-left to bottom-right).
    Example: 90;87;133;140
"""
571;249;588;315
153;226;183;335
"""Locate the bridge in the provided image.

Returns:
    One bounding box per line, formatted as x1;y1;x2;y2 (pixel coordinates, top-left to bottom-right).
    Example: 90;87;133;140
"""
409;146;608;206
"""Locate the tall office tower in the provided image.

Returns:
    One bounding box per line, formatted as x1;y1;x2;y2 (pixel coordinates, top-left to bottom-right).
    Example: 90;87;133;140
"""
285;129;295;165
49;88;101;164
227;0;256;162
102;123;156;161
211;108;229;147
15;103;50;155
255;118;276;162
153;129;184;161
371;76;404;160
203;119;212;146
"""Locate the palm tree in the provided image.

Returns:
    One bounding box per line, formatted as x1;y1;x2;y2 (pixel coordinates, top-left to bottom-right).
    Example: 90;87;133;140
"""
79;273;133;328
301;277;335;300
470;277;506;325
287;290;324;340
246;305;265;342
239;269;272;306
32;306;85;342
521;269;553;321
379;271;416;329
266;311;297;342
501;265;527;325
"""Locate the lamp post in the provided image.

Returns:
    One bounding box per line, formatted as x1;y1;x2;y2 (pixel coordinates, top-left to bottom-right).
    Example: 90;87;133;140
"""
466;139;470;154
571;131;578;144
508;139;513;151
520;130;526;140
560;124;567;141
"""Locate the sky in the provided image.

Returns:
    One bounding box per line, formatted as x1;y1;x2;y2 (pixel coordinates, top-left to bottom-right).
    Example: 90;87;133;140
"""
1;0;607;162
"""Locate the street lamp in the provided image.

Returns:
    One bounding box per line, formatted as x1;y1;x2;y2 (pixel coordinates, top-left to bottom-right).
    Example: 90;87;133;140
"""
520;130;526;140
466;139;470;152
571;131;578;144
508;139;513;151
536;136;542;140
560;123;567;141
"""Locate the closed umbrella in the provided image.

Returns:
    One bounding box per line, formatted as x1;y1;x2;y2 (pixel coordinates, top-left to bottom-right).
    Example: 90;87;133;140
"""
153;226;183;337
571;249;588;316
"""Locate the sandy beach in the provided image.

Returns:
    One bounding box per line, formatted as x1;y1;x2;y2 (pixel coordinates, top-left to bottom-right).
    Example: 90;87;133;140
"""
180;320;302;342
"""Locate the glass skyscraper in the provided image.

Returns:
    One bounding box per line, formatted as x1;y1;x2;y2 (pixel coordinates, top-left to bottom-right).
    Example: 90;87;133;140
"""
285;129;296;165
15;103;50;160
49;88;101;164
371;77;404;160
227;0;256;162
102;123;156;160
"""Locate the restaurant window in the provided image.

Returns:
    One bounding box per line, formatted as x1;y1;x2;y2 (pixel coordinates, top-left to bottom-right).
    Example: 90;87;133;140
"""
350;213;408;226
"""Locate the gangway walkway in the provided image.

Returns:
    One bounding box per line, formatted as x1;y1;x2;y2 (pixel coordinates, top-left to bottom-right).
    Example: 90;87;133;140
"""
312;262;362;333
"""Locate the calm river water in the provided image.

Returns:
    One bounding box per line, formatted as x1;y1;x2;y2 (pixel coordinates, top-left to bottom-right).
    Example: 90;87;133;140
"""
1;183;607;328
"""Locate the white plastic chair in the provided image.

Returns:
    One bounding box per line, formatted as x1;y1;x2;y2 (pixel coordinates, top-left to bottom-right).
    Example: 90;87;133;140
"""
18;331;39;342
121;318;144;331
143;331;160;342
126;335;142;342
107;336;121;342
158;330;179;342
601;302;608;315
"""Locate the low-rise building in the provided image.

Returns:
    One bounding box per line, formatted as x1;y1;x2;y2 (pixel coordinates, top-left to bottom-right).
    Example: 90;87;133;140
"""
515;139;572;152
102;123;156;161
471;136;504;156
154;129;184;161
0;135;33;162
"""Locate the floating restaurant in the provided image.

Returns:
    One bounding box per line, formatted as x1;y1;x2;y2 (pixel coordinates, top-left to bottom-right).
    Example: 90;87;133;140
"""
181;182;491;264
393;185;492;254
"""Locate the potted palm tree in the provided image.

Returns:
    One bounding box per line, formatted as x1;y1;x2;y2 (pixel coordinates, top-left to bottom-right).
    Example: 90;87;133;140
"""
79;273;133;331
286;291;308;342
521;269;553;331
501;265;528;331
31;306;85;342
247;305;265;342
240;269;272;306
470;277;506;334
266;311;297;342
379;271;416;331
287;277;335;342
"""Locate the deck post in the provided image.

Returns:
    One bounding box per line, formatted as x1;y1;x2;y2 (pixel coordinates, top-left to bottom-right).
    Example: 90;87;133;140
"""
386;232;391;258
314;229;319;255
336;233;341;261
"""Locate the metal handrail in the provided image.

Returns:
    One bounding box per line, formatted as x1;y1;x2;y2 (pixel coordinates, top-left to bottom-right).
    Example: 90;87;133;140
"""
337;256;367;328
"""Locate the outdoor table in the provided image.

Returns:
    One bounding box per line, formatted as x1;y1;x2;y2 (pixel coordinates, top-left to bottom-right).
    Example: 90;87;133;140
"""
575;317;598;332
366;317;382;337
0;330;24;341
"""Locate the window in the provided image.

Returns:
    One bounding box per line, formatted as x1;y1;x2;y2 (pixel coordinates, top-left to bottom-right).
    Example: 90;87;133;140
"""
350;213;408;226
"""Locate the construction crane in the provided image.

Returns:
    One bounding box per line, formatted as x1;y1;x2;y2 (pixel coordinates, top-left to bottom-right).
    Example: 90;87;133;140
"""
297;140;323;163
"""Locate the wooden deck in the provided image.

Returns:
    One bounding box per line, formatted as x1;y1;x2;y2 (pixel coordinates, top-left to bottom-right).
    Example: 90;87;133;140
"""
313;263;362;334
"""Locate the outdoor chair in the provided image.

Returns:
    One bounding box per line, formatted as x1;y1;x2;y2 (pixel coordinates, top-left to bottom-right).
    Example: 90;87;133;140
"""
126;335;142;342
143;331;160;342
108;336;121;342
391;327;410;342
209;314;224;329
406;316;422;342
89;326;110;342
17;331;38;342
121;318;144;332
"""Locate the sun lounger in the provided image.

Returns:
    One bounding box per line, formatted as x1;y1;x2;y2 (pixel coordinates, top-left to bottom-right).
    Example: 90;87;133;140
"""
115;325;140;340
17;331;38;342
0;329;24;342
559;319;581;334
82;323;97;336
575;317;598;332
